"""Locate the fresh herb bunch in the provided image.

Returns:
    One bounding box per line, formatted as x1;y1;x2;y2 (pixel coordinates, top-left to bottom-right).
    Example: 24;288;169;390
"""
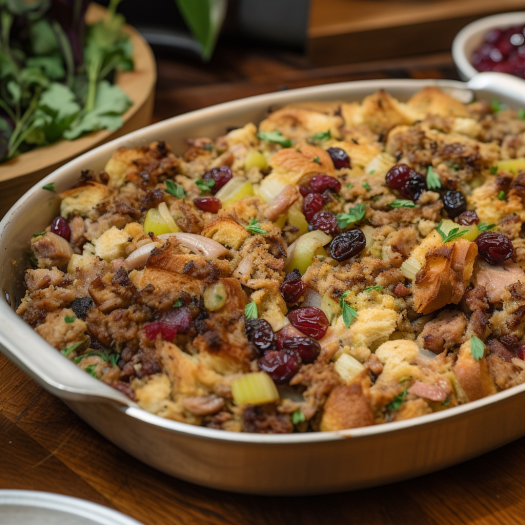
0;0;133;164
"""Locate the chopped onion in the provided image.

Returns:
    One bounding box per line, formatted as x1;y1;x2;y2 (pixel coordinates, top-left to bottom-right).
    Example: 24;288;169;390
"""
302;288;322;309
124;242;161;270
401;256;422;280
158;202;181;233
158;233;229;257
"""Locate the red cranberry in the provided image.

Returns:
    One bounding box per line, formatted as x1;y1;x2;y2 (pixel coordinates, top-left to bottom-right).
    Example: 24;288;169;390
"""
400;172;426;201
144;306;194;341
276;325;321;364
456;210;480;226
299;185;313;197
443;190;467;218
245;318;276;355
326;147;351;169
50;216;71;241
279;269;306;303
258;350;300;383
309;211;339;235
194;196;222;213
143;322;178;341
475;232;514;265
310;174;341;194
288;306;329;340
202;166;232;194
330;229;366;261
517;345;525;361
276;324;305;347
303;192;324;222
386;164;412;190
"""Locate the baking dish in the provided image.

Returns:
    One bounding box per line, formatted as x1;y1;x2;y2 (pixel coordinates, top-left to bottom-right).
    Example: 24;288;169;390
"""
2;72;525;496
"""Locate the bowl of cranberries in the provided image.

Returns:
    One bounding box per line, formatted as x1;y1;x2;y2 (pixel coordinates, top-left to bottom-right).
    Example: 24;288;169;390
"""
452;12;525;81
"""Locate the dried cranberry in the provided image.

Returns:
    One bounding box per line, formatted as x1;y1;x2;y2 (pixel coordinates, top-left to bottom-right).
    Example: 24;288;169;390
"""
326;147;351;169
276;324;305;348
457;210;480;226
475;232;514;265
144;307;193;341
143;322;178;342
280;337;320;364
288;306;329;340
50;216;71;241
443;190;467;218
202;166;232;194
194;196;222;213
386;164;412;190
299;185;313;197
258;350;300;383
309;211;339;235
279;269;306;303
245;318;276;355
517;345;525;361
310;174;341;194
400;172;426;201
303;192;324;222
330;229;366;261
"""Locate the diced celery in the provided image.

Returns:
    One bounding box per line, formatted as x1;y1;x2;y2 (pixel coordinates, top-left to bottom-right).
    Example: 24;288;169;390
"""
158;202;181;233
231;371;280;406
245;148;268;172
203;282;227;311
400;256;422;280
495;158;525;174
143;208;171;236
321;295;341;325
215;178;254;208
334;354;365;384
274;213;288;230
287;203;309;236
285;230;332;274
438;218;478;242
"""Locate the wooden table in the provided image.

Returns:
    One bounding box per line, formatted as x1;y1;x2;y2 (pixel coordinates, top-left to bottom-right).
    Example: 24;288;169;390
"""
2;45;525;524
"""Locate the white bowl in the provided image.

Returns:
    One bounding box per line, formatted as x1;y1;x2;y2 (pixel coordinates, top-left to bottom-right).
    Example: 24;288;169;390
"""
452;12;525;81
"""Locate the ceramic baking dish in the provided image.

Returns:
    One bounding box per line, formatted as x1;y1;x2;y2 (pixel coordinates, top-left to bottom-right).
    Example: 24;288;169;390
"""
2;72;525;496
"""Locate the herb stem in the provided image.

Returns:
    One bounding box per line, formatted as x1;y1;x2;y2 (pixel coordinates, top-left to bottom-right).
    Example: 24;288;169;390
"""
50;20;75;88
7;88;41;158
85;53;102;113
0;98;16;123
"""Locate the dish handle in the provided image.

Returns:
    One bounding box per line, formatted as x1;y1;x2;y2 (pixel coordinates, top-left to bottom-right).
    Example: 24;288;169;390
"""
468;72;525;102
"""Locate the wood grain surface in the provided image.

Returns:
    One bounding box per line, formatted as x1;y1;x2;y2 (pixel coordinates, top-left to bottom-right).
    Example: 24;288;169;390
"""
2;43;524;524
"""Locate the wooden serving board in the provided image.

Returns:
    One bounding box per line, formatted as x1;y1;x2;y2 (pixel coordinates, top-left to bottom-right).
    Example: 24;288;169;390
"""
308;0;525;66
0;4;156;219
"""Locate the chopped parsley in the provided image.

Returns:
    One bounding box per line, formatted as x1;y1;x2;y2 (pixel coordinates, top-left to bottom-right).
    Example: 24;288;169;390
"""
74;351;120;366
336;204;366;229
490;166;498;175
346;183;353;189
165;179;186;199
291;409;306;424
386;388;408;411
246;217;268;235
362;182;371;191
64;316;76;324
204;143;213;151
85;365;98;378
491;99;503;113
436;221;468;243
519;108;525;120
498;190;506;201
245;301;258;319
426;166;441;190
42;182;55;192
109;354;120;366
32;231;46;238
313;156;321;164
389;199;416;209
340;291;358;328
195;178;215;194
310;130;331;143
173;299;183;308
442;396;450;407
257;131;292;148
368;170;376;175
470;336;485;362
364;285;383;293
477;222;496;233
61;340;84;357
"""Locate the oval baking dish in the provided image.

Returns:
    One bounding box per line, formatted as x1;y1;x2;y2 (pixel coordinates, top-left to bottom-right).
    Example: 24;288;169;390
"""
2;73;525;495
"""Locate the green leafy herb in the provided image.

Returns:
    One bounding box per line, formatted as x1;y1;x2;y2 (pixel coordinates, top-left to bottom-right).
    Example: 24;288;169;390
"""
74;350;119;366
32;231;46;238
368;170;376;175
246;217;268;235
165;179;186;199
498;190;506;201
442;396;450;407
340;291;358;328
362;182;371;191
470;336;485;362
389;199;416;209
245;301;258;319
195;178;215;193
491;99;503;113
426;166;441;190
436;221;468;244
386;388;408;411
490;166;498;175
204;143;213;151
336;204;366;229
108;354;120;366
42;183;55;192
64;316;76;323
313;156;321;164
346;183;353;189
309;130;331;143
291;409;306;424
85;364;98;378
519;108;525;120
477;222;496;233
364;286;383;293
61;340;84;357
257;131;292;148
173;299;183;308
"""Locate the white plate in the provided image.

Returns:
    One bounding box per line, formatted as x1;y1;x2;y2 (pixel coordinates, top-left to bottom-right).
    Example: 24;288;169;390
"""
0;491;144;525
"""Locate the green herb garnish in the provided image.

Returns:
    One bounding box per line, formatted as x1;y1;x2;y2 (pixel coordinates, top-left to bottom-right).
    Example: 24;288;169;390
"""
470;336;485;362
245;301;258;319
436;221;468;243
42;183;55;192
257;131;292;148
195;178;215;194
313;156;321;164
498;190;506;201
368;170;376;175
291;409;306;424
362;182;371;191
386;388;408;411
85;365;98;378
490;166;498;175
442;396;450;407
336;204;366;229
477;222;496;233
64;316;76;323
204;143;213;151
426;166;441;190
246;217;268;235
364;286;383;293
61;340;84;357
518;108;525;120
32;231;47;238
173;299;183;308
309;130;331;143
491;99;503;113
346;183;353;189
109;354;120;366
340;291;358;328
389;199;416;209
165;179;186;199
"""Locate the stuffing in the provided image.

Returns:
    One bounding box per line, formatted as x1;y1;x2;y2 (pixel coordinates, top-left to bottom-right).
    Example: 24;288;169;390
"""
60;181;110;218
94;226;131;262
